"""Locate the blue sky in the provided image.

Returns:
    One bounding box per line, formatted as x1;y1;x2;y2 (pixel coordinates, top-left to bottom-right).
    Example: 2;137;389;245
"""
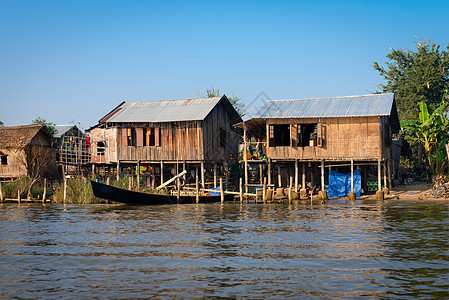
1;0;448;130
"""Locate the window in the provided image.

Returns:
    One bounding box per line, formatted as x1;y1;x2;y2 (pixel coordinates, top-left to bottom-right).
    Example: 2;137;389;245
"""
145;128;160;146
122;127;160;147
269;124;290;147
220;127;227;147
97;141;106;156
297;123;324;147
1;155;7;165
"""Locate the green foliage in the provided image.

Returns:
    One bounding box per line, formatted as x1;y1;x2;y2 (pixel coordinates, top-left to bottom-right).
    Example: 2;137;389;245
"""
0;121;3;126
402;101;449;176
31;117;56;135
1;177;53;199
52;176;105;204
373;38;449;121
203;87;245;116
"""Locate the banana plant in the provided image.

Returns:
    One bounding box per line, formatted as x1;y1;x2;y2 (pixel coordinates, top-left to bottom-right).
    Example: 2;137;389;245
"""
402;101;449;176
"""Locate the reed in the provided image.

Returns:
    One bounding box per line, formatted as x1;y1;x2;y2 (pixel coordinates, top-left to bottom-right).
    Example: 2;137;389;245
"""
52;176;106;204
1;177;52;200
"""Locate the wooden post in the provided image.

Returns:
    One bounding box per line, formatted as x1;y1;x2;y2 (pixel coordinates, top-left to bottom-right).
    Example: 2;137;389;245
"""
183;161;187;184
116;161;120;181
201;161;205;189
278;165;282;188
263;177;267;203
243;127;248;195
92;164;95;176
289;176;293;203
107;177;110;185
160;161;164;187
383;160;388;189
224;161;229;188
268;158;272;186
213;162;217;188
128;176;132;190
388;159;392;190
18;189;21;203
63;176;67;204
351;158;354;193
177;176;180;202
321;159;325;191
302;163;306;189
0;181;3;203
378;158;382;191
136;160;140;191
220;178;224;203
295;159;298;192
239;177;243;203
43;178;47;202
259;164;263;184
349;158;356;201
195;170;199;203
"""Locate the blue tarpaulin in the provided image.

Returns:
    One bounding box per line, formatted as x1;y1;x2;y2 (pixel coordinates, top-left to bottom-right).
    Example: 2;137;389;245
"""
209;186;220;195
325;169;361;198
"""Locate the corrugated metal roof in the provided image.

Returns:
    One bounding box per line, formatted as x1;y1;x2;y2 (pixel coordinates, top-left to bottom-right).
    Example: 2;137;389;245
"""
104;96;223;123
248;93;394;120
53;125;76;137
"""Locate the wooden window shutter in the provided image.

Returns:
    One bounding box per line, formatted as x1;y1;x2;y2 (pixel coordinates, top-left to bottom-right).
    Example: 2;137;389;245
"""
136;128;144;147
269;125;275;147
317;123;323;147
121;128;128;146
155;128;160;146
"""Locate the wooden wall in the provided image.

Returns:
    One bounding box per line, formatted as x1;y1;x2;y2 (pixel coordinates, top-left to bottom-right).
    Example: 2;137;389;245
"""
266;116;392;161
0;149;27;178
90;127;118;163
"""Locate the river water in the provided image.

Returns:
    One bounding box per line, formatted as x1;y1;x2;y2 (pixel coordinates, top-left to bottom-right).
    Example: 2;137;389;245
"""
0;200;448;299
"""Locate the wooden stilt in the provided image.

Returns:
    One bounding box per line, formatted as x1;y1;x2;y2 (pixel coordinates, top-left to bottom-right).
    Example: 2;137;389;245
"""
0;181;3;203
244;127;248;195
259;164;263;185
213;162;217;188
378;158;382;191
18;189;21;203
289;176;293;203
128;176;132;190
136;161;140;191
117;161;120;181
43;178;47;202
160;161;164;187
268;158;272;186
278;165;282;188
295;159;298;192
239;178;243;203
220;178;224;203
107;177;110;185
177;175;180;202
92;164;95;176
63;177;67;204
321;159;325;191
201;161;205;189
349;158;356;200
183;161;187;184
302;163;306;188
263;177;267;203
195;169;199;203
388;159;392;190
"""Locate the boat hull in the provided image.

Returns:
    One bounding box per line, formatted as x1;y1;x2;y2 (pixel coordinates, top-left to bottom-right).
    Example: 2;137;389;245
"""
91;181;234;205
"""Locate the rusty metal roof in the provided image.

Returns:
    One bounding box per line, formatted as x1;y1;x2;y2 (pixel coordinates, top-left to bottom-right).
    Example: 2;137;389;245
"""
248;93;395;120
102;96;225;123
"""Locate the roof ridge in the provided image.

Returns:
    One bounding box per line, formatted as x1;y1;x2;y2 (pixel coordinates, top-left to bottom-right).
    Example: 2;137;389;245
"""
126;96;223;104
266;93;393;103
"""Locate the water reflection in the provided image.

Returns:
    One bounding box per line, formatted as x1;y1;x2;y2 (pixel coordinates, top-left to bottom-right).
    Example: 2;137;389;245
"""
0;200;448;298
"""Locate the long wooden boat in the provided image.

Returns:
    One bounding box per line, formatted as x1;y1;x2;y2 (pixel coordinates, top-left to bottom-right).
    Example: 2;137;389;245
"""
91;180;234;205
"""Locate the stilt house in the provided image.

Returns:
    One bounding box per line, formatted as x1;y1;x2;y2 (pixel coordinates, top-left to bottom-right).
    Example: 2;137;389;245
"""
87;95;241;188
0;124;57;179
238;93;401;196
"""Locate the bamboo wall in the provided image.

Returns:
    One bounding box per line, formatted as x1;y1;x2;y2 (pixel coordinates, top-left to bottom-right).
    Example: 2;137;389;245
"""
266;116;392;161
0;149;27;178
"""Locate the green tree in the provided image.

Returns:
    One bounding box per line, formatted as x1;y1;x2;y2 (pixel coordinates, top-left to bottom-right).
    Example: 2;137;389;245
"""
0;121;3;126
373;38;449;121
31;117;56;136
203;87;245;116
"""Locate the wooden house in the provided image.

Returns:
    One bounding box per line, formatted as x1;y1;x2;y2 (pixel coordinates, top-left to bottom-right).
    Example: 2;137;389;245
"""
87;95;242;187
0;124;57;179
238;93;401;196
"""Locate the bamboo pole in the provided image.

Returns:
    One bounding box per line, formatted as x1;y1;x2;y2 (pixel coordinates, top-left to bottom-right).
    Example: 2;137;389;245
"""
195;170;199;203
213;162;217;188
239;178;243;203
201;161;205;189
220;178;224;203
289;176;293;203
295;159;298;192
18;189;21;203
43;178;47;203
136;160;140;191
263;177;267;203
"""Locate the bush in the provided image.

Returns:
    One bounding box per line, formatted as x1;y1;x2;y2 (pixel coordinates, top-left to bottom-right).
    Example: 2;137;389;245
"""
52;176;107;204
